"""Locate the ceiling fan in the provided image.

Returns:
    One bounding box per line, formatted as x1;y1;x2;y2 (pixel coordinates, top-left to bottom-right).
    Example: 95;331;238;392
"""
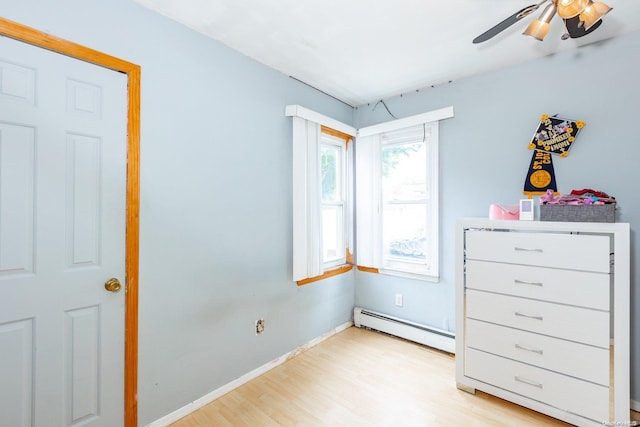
473;0;613;43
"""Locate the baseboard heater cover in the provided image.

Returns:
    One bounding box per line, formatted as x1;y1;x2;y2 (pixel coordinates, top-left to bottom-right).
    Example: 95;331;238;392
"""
353;307;455;354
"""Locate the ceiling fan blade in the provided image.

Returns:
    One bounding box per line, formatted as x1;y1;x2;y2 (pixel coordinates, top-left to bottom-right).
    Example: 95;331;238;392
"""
473;3;543;44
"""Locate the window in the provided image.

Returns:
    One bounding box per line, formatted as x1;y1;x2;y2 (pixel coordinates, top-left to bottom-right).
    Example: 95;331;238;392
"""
321;129;348;268
380;125;437;276
288;104;452;284
288;105;355;285
356;107;453;281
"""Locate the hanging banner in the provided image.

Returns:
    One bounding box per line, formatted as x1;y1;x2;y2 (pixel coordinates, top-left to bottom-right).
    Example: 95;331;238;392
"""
523;149;558;197
527;113;585;157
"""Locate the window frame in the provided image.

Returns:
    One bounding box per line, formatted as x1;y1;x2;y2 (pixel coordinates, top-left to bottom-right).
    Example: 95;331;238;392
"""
379;123;439;279
355;106;453;282
288;104;356;286
296;126;354;286
320;128;348;269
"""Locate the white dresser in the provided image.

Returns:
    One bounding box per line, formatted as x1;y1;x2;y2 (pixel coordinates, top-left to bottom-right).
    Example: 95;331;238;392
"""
455;219;630;426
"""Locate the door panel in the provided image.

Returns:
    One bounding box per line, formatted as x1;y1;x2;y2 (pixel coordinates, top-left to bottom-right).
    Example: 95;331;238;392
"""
0;59;36;105
65;305;100;425
0;318;34;427
0;122;35;276
0;35;127;427
66;132;102;268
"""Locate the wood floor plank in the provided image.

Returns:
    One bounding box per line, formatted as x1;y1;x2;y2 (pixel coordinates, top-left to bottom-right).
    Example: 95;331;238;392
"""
170;326;637;426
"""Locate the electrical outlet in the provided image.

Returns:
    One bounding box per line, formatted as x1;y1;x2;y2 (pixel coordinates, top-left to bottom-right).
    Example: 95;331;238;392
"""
395;293;403;307
255;319;265;334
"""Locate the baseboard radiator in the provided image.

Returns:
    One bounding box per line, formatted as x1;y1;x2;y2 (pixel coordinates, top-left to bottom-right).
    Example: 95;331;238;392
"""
353;307;455;354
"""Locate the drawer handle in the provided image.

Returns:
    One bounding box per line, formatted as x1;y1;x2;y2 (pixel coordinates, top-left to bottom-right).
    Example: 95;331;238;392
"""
514;376;543;388
514;247;543;253
514;312;543;321
515;343;544;355
514;279;543;287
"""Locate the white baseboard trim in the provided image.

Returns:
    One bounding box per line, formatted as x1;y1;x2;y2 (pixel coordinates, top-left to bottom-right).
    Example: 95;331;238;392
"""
353;307;455;354
631;399;640;412
146;320;354;427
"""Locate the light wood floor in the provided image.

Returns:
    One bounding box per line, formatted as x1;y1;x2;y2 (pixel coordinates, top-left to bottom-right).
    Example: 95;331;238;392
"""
171;326;638;426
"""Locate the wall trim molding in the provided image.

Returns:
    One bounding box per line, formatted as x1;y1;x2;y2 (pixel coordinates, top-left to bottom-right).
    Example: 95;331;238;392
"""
146;321;354;427
631;399;640;412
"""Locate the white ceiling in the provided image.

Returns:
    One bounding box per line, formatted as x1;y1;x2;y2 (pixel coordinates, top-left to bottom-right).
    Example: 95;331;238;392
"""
135;0;640;106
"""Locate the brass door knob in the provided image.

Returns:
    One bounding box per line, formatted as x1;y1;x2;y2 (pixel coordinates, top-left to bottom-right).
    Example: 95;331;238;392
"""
104;278;122;293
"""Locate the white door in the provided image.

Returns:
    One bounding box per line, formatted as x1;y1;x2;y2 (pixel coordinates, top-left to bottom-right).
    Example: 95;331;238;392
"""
0;35;127;427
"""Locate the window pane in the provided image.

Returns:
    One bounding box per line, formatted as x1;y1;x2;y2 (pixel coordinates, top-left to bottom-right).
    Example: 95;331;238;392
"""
382;142;426;202
321;145;341;202
382;203;427;263
322;205;344;263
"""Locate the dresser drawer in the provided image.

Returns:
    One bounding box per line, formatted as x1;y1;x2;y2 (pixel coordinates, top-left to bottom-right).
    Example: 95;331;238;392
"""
465;348;609;423
466;290;609;348
465;230;610;273
466;319;609;386
465;260;610;311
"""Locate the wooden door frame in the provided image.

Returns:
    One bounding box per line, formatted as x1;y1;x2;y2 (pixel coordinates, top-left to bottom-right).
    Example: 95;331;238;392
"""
0;18;140;427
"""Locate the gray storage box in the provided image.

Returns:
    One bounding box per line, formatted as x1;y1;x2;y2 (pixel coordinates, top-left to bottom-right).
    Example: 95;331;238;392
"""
540;203;615;222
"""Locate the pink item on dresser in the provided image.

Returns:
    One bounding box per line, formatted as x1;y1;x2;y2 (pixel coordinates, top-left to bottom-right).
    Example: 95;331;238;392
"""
489;204;520;220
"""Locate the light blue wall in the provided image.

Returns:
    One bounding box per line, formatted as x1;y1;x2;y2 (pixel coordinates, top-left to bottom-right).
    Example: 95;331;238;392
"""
354;31;640;402
2;0;354;424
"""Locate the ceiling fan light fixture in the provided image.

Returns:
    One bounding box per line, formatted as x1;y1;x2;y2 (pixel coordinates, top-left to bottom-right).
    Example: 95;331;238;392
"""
523;2;557;41
473;0;613;44
523;20;551;41
557;0;590;19
579;1;612;30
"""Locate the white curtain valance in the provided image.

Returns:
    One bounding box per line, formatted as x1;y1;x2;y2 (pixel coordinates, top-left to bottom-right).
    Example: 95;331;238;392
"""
354;133;382;270
286;105;356;137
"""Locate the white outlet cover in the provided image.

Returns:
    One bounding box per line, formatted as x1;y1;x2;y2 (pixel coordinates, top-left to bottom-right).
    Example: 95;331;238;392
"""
395;294;403;307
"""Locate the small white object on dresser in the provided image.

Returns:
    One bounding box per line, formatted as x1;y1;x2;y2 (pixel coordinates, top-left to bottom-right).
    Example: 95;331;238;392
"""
455;219;630;427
